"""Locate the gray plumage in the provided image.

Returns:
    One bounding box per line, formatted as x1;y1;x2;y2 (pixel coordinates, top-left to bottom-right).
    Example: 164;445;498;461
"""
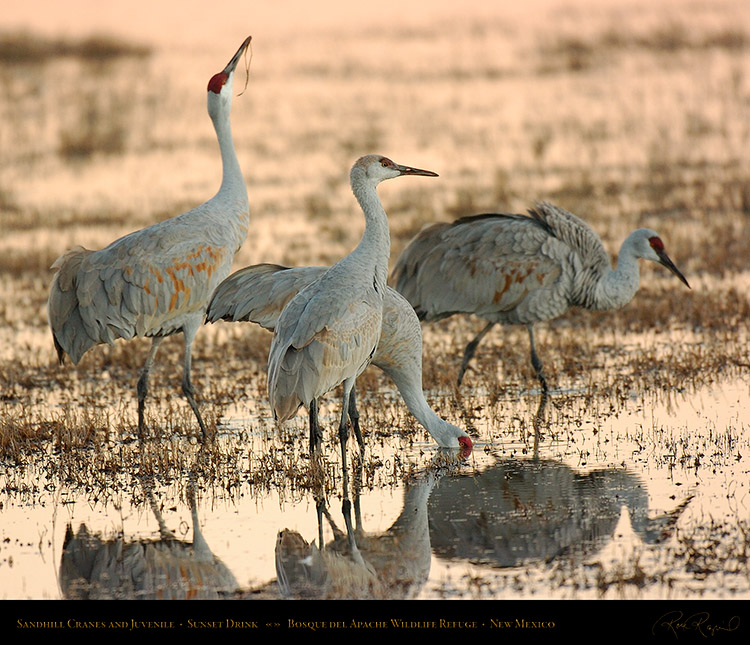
267;155;437;440
206;263;472;450
47;36;253;438
264;155;438;561
391;201;690;388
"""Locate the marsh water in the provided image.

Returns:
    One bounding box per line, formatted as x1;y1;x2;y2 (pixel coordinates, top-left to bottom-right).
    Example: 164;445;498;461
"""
1;0;750;606
2;367;748;600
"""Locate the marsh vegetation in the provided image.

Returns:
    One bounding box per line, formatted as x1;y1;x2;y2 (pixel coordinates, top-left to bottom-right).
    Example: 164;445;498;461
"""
0;0;748;600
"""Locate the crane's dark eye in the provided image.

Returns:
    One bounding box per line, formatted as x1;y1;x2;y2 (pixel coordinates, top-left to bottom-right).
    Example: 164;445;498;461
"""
381;158;392;168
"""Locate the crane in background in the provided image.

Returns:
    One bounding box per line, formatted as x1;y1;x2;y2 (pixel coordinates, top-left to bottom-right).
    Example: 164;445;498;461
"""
392;201;690;395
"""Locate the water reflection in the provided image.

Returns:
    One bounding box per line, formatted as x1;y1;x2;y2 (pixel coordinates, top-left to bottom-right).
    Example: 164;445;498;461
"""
54;449;697;600
59;479;240;600
428;458;691;567
276;465;434;599
57;450;471;600
275;451;465;599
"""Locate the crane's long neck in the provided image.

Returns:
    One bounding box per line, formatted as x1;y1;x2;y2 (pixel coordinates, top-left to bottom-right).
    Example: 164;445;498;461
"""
212;109;246;203
386;365;462;448
386;475;437;554
592;235;642;310
350;175;391;289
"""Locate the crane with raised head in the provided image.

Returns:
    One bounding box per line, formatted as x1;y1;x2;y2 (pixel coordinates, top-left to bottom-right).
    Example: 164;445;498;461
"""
391;201;690;393
47;36;253;440
206;263;472;453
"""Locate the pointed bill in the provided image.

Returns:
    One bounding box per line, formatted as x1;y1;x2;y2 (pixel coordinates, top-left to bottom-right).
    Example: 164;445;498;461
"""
393;163;439;178
224;35;252;75
656;248;690;288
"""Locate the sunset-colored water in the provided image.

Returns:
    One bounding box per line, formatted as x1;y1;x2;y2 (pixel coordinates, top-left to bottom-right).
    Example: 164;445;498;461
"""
1;0;749;618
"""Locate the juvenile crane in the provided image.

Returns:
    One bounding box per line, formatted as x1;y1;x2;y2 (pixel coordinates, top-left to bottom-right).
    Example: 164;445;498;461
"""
47;36;253;439
206;263;472;453
391;201;690;391
268;156;439;457
266;155;438;554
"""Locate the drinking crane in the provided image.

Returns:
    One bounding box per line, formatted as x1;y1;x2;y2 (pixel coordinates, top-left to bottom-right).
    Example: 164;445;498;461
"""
206;263;472;453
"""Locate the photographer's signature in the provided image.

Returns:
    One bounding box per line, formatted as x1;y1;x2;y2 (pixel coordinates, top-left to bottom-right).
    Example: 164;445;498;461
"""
653;611;741;639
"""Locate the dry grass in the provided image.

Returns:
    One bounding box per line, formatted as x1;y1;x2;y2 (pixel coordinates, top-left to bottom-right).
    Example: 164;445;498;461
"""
0;0;749;599
1;2;748;453
0;30;151;64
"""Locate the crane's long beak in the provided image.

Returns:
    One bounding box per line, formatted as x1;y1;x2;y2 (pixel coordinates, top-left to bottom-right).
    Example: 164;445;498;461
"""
224;35;252;75
394;163;439;178
657;249;690;288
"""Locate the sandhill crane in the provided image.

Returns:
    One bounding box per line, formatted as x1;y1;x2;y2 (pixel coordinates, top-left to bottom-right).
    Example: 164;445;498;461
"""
206;263;472;453
47;36;253;439
391;201;690;394
266;154;438;556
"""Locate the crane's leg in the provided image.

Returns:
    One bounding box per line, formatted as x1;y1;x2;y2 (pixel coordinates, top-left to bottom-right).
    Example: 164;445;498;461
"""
316;497;326;550
347;388;365;524
352;455;364;532
526;324;548;395
348;387;364;453
338;382;353;491
532;388;547;455
181;323;209;440
338;379;363;563
458;322;495;385
137;336;164;438
141;454;175;539
309;398;322;453
309;423;327;549
527;323;548;450
347;387;365;531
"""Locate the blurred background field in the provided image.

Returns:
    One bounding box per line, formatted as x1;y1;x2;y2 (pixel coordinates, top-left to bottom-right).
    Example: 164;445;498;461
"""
0;0;748;600
1;0;748;418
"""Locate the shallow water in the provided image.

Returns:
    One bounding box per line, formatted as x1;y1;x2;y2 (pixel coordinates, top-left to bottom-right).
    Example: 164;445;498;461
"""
2;377;747;600
1;0;749;611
